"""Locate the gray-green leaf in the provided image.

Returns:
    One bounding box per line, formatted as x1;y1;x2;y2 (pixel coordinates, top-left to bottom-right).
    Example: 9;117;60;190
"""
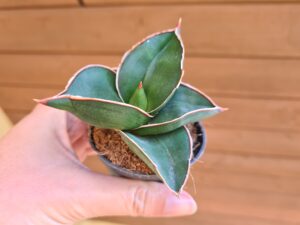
132;83;224;135
37;65;152;130
119;127;192;193
117;27;184;113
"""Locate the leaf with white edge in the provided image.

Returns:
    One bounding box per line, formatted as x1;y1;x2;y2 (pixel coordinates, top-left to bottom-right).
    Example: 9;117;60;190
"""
60;65;121;101
37;65;152;130
131;83;225;135
117;24;184;113
119;127;192;193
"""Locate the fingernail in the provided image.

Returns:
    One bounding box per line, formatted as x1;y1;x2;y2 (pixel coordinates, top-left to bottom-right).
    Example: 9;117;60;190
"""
163;193;197;216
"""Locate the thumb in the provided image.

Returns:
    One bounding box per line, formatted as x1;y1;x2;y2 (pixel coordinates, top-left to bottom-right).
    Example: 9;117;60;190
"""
70;172;197;220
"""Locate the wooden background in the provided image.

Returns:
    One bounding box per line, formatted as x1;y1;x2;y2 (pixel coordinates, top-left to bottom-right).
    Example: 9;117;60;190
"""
0;0;300;225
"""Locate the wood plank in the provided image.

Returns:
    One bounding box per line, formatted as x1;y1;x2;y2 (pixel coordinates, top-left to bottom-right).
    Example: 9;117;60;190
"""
191;169;300;196
201;152;300;178
196;188;300;223
0;87;58;110
206;127;300;158
0;55;119;87
0;0;78;8
210;97;300;131
1;5;300;57
105;212;298;225
76;221;124;225
1;55;300;99
85;0;300;5
185;57;300;99
1;86;299;132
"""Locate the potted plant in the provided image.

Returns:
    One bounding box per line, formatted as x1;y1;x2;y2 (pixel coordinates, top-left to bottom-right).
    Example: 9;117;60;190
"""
36;20;225;194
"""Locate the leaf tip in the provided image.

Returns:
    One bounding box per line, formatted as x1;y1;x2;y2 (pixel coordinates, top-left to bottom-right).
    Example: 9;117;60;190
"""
177;18;182;29
175;18;182;35
33;98;47;105
138;81;143;89
219;107;229;112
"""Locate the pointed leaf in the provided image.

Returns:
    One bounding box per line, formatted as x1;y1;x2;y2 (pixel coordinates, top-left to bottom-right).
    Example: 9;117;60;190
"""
45;96;151;130
37;65;152;130
61;65;121;101
116;26;184;113
119;127;192;193
132;83;224;135
128;82;148;111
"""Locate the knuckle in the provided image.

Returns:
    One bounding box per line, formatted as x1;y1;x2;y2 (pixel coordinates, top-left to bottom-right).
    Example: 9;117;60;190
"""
128;185;151;216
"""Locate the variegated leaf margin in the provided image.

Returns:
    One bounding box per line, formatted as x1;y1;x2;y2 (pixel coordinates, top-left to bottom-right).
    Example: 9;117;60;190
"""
131;83;226;135
118;125;193;193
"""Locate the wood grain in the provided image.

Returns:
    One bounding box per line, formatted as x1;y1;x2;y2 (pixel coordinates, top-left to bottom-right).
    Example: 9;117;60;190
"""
1;5;300;57
1;55;300;99
211;97;300;131
0;0;78;8
5;109;31;124
84;0;300;5
105;213;298;225
206;127;300;158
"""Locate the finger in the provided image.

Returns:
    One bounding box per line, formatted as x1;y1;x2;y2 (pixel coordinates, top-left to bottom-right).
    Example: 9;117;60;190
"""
67;173;197;220
66;113;96;161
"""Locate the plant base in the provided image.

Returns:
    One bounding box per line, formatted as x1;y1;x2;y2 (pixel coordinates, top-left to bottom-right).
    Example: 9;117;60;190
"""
91;127;154;175
89;122;206;181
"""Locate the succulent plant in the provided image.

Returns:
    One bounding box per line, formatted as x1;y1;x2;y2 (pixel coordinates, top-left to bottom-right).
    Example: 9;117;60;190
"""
36;21;225;193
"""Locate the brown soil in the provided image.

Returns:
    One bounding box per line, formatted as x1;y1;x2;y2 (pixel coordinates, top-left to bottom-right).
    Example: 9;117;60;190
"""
92;128;154;174
186;123;198;142
186;123;202;152
92;124;199;175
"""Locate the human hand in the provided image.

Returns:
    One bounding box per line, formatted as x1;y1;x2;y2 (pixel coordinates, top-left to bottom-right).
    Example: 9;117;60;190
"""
0;105;197;224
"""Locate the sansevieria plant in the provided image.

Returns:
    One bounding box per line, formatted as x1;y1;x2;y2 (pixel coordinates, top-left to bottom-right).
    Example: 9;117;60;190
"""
36;20;225;193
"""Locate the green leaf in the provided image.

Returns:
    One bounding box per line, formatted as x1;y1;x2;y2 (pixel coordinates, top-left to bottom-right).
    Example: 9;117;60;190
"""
132;83;225;135
119;127;192;193
37;65;152;130
46;96;152;130
116;26;184;113
61;65;121;101
128;82;148;111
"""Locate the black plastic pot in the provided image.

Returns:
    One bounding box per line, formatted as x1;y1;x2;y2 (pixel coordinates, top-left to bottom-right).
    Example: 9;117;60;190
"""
89;122;206;182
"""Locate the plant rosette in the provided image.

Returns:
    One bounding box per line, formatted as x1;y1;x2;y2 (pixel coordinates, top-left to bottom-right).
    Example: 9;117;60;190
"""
36;20;226;194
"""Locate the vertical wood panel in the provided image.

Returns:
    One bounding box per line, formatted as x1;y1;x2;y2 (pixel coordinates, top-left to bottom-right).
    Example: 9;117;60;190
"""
1;55;300;99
